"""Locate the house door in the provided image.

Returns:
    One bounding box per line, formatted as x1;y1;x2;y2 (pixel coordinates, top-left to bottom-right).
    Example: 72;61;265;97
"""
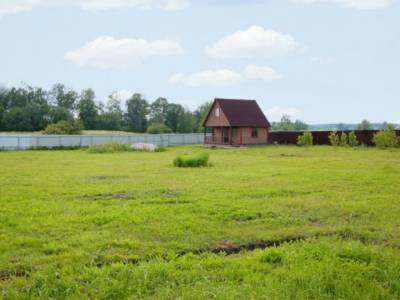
232;128;238;145
222;128;230;144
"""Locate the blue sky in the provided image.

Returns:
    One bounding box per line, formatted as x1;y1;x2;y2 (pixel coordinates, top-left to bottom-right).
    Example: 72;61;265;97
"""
0;0;399;123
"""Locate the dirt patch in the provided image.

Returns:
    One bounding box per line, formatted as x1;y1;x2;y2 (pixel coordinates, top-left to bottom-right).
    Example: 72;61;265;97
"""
87;176;129;182
81;188;182;202
144;200;192;205
196;235;307;256
0;268;29;281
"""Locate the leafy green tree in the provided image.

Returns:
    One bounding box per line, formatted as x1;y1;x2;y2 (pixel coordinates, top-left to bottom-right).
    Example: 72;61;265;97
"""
125;93;149;133
329;131;340;147
294;120;309;131
272;115;308;131
77;89;99;130
146;123;173;134
177;109;195;133
348;131;359;147
373;125;399;148
49;83;78;112
357;119;372;130
149;97;169;124
340;132;348;147
97;93;124;131
194;102;212;132
297;132;313;147
165;103;184;133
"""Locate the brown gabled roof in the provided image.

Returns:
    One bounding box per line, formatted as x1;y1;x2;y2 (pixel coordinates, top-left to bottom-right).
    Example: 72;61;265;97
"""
203;98;270;128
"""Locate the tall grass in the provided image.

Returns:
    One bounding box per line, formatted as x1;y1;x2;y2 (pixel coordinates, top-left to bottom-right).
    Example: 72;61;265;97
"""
87;142;132;153
173;153;210;168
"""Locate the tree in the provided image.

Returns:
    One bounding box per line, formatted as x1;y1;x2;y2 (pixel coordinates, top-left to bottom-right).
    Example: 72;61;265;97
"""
77;89;99;130
149;97;169;124
146;123;173;134
329;131;340;147
177;109;195;133
340;132;348;147
348;131;359;147
357;119;372;130
125;93;149;133
293;120;308;131
194;102;212;132
49;83;78;112
271;115;308;131
97;93;124;131
165;103;184;133
297;132;313;147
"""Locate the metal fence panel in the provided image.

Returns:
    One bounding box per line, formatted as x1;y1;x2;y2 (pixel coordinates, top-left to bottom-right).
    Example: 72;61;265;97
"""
0;133;205;150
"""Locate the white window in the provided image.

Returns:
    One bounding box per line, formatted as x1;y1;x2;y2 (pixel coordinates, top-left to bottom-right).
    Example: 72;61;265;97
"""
215;107;220;117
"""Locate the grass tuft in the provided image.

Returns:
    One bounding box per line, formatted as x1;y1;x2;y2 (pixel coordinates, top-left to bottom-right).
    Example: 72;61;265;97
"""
87;142;132;153
173;153;210;168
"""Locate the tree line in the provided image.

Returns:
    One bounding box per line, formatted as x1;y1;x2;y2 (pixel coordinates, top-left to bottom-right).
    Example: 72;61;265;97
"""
0;84;212;133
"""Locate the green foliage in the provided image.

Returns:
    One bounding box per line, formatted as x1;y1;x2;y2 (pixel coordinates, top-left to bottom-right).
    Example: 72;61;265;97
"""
87;142;132;153
329;131;340;147
43;121;83;135
173;153;210;168
348;131;359;147
340;132;348;147
357;119;372;130
146;123;173;134
272;115;308;131
297;131;313;147
125;93;149;133
77;89;99;130
373;125;399;148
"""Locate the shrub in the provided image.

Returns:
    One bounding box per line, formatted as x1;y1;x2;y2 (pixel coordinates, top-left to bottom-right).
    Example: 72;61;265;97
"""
87;142;131;153
329;131;340;147
348;131;359;147
297;132;313;147
340;132;348;147
373;125;399;148
43;121;83;135
146;123;173;134
173;153;210;168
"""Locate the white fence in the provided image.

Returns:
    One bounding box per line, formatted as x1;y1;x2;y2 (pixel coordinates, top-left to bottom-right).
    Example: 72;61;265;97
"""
0;133;205;150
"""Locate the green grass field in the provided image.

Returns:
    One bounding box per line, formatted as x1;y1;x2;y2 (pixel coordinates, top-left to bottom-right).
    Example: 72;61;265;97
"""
1;146;400;299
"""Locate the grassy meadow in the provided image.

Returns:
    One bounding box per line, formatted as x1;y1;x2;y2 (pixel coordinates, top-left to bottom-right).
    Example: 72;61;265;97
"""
0;145;400;299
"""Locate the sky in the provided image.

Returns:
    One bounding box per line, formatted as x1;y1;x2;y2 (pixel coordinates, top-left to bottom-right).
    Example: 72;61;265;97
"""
0;0;399;123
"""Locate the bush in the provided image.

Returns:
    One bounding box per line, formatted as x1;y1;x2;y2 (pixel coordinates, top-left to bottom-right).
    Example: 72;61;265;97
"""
43;121;83;135
373;125;399;148
87;142;132;153
329;131;340;147
340;132;348;147
146;123;173;134
348;131;359;147
297;132;313;147
173;153;210;168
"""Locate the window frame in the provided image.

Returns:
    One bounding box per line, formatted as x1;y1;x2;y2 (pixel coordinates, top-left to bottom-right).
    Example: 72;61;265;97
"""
251;128;258;138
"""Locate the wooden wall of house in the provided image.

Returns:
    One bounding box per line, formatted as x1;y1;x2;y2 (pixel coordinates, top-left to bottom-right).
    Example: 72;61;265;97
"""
239;128;268;145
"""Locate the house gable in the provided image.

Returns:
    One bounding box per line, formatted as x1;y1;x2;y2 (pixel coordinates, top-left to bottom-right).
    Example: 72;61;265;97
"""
204;102;231;127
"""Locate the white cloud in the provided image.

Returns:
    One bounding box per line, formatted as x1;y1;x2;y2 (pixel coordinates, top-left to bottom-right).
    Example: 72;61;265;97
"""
0;0;189;15
0;0;48;15
244;65;283;81
168;69;244;87
293;0;394;9
64;36;185;70
206;26;298;59
265;106;303;121
336;0;393;9
78;0;190;12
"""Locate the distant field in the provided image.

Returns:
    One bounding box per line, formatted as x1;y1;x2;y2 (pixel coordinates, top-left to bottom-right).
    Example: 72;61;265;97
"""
0;146;399;299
